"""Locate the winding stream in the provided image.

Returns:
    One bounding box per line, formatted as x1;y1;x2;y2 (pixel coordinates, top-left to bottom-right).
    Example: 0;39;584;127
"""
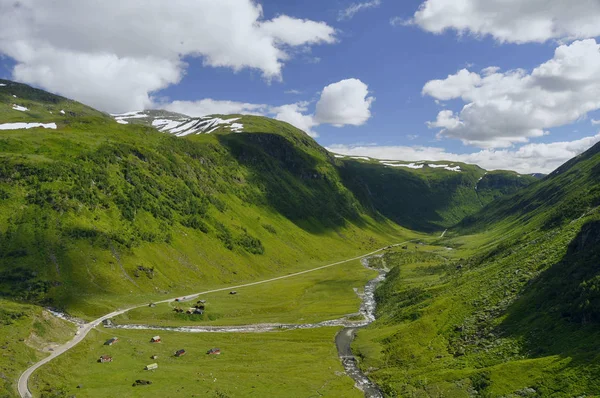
334;257;385;398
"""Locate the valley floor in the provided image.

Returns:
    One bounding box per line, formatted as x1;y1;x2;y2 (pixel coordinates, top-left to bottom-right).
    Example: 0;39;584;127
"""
13;214;600;398
19;240;417;398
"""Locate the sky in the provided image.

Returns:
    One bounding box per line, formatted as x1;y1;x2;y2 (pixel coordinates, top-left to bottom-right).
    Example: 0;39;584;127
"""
2;0;600;173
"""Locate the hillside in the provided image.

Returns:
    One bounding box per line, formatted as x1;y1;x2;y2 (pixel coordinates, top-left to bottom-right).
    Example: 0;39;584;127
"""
0;80;542;316
0;80;550;397
112;107;539;232
459;141;600;232
1;80;418;318
337;158;537;231
352;141;600;395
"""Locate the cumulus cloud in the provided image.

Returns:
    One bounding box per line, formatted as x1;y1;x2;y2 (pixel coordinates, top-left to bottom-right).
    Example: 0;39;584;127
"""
327;133;600;174
423;39;600;148
593;119;600;125
260;16;336;47
407;0;600;43
0;0;337;113
315;79;374;127
160;78;374;137
338;0;381;21
272;102;319;137
423;69;481;101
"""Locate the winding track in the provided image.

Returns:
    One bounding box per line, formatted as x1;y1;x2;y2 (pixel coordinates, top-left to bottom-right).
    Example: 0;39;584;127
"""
18;241;413;398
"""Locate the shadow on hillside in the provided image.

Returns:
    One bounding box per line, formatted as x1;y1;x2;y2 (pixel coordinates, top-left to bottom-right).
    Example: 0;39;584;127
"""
217;133;367;234
337;162;450;232
496;221;600;393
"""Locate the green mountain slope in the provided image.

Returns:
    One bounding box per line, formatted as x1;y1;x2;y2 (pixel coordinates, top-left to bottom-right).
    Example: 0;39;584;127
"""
0;80;540;319
461;142;600;232
337;159;537;231
1;80;412;318
352;142;600;395
112;108;539;232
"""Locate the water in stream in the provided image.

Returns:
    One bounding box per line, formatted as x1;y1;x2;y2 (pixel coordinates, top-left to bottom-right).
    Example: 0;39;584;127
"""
334;257;385;398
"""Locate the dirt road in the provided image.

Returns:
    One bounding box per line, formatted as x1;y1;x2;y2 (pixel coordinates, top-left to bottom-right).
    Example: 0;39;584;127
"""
18;240;412;397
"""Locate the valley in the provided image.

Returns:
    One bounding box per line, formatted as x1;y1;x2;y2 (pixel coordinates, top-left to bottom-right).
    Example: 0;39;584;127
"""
2;79;600;398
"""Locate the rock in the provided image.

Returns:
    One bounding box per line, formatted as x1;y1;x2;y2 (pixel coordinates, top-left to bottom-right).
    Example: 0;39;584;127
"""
77;384;83;388
515;387;536;396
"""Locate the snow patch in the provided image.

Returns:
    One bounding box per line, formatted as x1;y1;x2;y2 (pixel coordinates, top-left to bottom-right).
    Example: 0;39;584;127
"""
159;117;244;136
116;120;129;125
383;163;424;169
230;123;244;133
0;122;57;130
60;110;65;115
12;104;28;112
428;164;449;168
0;83;6;87
349;156;370;161
334;155;346;159
445;166;462;172
113;112;245;136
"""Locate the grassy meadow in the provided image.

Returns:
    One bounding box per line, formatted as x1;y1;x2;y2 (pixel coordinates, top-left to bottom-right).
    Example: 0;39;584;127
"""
115;258;379;326
30;327;361;398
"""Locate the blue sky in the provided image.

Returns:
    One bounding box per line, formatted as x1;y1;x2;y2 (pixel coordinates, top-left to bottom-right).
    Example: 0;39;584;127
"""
2;0;600;173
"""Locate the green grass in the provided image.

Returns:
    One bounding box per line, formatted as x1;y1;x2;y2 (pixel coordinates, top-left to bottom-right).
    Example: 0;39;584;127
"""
6;79;596;398
115;258;378;326
31;327;361;398
0;79;421;317
337;159;537;232
0;300;74;397
352;212;600;397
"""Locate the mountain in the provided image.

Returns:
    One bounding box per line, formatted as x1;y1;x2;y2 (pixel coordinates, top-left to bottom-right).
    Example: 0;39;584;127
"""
336;158;538;231
460;140;600;232
112;108;539;232
3;80;599;397
352;141;600;395
0;79;540;319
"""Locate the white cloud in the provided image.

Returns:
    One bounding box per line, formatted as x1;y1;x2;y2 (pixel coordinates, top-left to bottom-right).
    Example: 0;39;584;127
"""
315;79;374;127
285;89;303;95
592;119;600;125
164;99;270;118
408;0;600;43
160;78;374;137
423;39;600;148
338;0;381;21
327;133;600;174
0;0;337;113
272;102;319;137
260;16;336;47
423;69;481;101
426;109;461;130
390;16;410;27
